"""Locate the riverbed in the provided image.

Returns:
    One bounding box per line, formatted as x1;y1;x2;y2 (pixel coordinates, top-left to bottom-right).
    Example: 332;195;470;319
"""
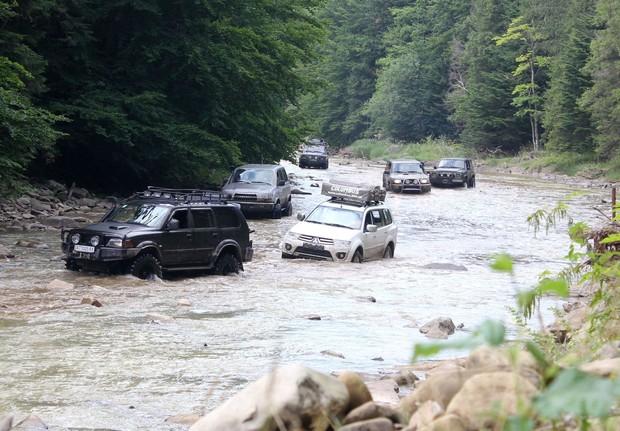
0;157;611;430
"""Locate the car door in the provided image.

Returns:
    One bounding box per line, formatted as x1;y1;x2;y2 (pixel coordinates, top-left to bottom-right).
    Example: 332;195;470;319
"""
276;167;291;205
158;209;196;265
189;208;220;265
363;209;386;258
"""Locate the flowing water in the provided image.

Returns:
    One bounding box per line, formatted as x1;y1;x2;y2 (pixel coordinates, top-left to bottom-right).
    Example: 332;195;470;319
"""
0;158;611;430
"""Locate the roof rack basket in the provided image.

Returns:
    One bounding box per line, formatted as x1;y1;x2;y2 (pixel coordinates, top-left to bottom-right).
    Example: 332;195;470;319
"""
134;186;225;203
321;178;386;204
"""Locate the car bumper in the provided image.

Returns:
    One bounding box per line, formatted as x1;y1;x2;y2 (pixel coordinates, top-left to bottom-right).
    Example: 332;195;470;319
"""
392;184;431;193
299;157;328;166
231;202;276;214
281;240;352;262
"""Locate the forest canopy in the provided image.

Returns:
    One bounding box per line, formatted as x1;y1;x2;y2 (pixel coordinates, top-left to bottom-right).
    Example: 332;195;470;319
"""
1;0;619;194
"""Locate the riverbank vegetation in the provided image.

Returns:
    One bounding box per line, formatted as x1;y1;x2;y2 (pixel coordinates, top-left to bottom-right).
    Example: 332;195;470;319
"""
1;0;620;197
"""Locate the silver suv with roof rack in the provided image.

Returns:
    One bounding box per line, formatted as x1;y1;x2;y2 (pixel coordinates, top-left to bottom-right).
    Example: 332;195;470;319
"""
281;178;398;262
60;186;254;279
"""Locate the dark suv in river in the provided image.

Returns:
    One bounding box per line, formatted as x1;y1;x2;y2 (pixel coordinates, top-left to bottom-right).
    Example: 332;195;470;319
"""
429;157;476;188
61;187;254;280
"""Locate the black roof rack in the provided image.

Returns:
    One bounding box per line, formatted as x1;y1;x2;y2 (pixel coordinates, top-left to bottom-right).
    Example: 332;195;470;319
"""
133;186;227;204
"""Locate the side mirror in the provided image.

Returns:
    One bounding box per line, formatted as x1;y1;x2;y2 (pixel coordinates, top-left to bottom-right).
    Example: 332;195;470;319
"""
168;219;180;230
297;213;306;221
366;224;378;233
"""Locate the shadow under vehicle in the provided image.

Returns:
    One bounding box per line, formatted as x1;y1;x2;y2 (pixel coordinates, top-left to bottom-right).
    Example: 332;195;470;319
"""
221;164;293;219
382;159;431;193
428;157;476;188
61;187;254;280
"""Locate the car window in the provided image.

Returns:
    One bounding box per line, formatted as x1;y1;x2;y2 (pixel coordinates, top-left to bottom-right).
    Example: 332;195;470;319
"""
191;209;214;228
106;202;170;228
383;209;393;225
212;207;241;228
370;209;385;227
307;205;362;229
392;163;423;173
171;209;189;229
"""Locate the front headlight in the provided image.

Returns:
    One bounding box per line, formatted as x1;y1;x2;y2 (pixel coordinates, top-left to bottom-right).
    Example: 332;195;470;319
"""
392;179;402;184
106;238;123;248
71;233;81;244
90;236;100;246
420;178;429;184
257;192;275;202
333;239;351;248
286;231;301;241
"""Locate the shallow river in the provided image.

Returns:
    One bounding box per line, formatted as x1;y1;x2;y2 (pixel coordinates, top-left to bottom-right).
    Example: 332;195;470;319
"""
0;158;611;430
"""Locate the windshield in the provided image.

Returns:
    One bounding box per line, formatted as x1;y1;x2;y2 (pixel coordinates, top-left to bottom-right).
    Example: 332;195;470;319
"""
306;205;362;230
105;202;170;227
438;159;465;169
393;162;423;173
303;145;326;154
231;168;274;185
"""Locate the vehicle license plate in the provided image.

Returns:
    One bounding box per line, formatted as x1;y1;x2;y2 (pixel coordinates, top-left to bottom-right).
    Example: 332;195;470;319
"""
304;242;324;250
74;244;95;253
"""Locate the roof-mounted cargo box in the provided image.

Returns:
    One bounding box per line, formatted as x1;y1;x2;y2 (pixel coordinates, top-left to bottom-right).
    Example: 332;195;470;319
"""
321;178;386;203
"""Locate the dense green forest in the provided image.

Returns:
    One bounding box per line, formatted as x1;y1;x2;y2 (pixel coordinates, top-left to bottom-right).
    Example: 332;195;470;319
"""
1;0;619;195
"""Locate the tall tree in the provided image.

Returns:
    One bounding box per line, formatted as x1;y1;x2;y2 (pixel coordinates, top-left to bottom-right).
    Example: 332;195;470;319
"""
26;0;326;193
543;0;595;154
303;0;405;147
495;16;549;151
580;0;620;161
0;0;65;196
449;0;530;153
364;0;470;142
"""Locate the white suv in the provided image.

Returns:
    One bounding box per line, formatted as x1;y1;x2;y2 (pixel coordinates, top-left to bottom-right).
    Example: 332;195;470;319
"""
281;179;398;262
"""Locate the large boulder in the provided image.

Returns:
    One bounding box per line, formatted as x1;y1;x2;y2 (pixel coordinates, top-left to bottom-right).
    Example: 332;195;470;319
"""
190;364;350;431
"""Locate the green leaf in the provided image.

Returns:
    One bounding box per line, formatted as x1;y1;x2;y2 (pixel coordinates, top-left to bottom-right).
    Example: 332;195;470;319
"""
491;254;514;273
474;319;506;346
534;368;620;420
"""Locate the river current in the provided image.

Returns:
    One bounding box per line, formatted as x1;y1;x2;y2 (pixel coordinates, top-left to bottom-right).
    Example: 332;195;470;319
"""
0;158;611;430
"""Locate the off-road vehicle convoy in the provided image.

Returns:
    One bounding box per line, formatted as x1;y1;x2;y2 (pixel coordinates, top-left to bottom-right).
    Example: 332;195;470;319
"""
298;139;329;169
382;159;431;193
428;157;476;187
61;187;254;280
221;164;293;219
281;178;398;263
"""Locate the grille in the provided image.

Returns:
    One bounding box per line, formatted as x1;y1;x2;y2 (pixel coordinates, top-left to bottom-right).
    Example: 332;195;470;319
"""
298;235;334;245
295;247;333;259
233;193;257;202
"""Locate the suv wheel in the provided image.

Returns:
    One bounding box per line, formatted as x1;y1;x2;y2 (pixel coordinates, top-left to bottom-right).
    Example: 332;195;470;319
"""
130;254;163;280
382;244;394;259
65;259;80;271
469;177;476;188
271;202;282;219
351;249;363;263
214;253;240;275
284;201;293;217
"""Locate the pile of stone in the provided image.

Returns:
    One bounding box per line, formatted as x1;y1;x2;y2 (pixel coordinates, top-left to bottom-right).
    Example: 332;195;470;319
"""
0;180;113;232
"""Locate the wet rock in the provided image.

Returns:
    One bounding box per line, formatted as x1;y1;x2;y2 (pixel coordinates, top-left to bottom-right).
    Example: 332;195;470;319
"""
81;298;103;307
189;364;349;431
0;415;12;431
420;317;456;339
420;263;467;271
337;371;373;411
45;279;74;290
445;371;538;431
177;298;192;307
321;350;345;359
0;245;15;258
307;314;322;320
342;401;400;426
13;414;48;429
43;216;79;228
15;240;49;249
165;413;201;425
407;400;443;430
365;379;400;406
355;295;377;303
147;312;175;324
339;417;393;431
